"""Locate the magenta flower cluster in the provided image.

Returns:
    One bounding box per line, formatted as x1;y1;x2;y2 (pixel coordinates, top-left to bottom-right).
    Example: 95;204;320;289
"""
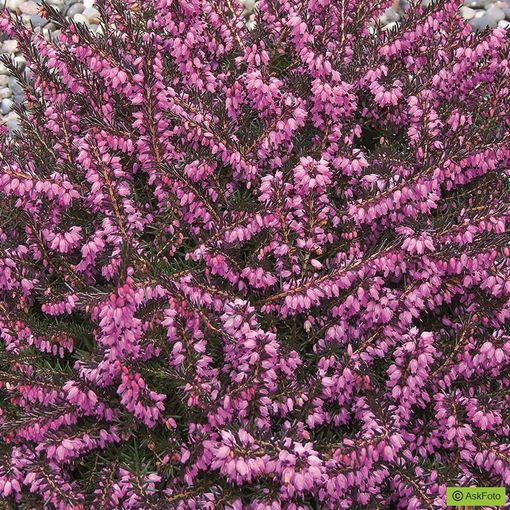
0;0;510;508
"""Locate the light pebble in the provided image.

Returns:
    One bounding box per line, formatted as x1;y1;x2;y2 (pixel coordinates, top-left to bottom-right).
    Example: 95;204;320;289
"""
2;112;18;123
460;6;477;20
0;87;13;99
73;13;90;25
240;0;256;9
2;40;19;54
6;0;23;9
82;7;100;23
19;0;39;15
1;98;13;115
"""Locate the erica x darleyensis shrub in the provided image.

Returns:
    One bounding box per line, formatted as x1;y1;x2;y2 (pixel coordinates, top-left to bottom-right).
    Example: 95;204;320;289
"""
0;0;509;508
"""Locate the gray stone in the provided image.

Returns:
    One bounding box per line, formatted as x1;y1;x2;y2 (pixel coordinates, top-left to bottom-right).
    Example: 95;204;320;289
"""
486;5;505;21
0;75;9;87
463;0;490;7
0;98;13;115
8;77;23;96
0;63;9;75
460;6;477;19
13;93;24;104
65;2;84;16
0;87;12;99
7;117;20;133
380;7;400;25
499;19;510;27
30;15;48;27
469;14;498;30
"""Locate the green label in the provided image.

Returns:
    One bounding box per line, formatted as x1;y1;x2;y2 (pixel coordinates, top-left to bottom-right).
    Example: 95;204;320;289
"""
446;487;506;506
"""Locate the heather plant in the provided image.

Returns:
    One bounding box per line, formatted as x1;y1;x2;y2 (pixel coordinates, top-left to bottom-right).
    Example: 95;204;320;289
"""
0;0;509;508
